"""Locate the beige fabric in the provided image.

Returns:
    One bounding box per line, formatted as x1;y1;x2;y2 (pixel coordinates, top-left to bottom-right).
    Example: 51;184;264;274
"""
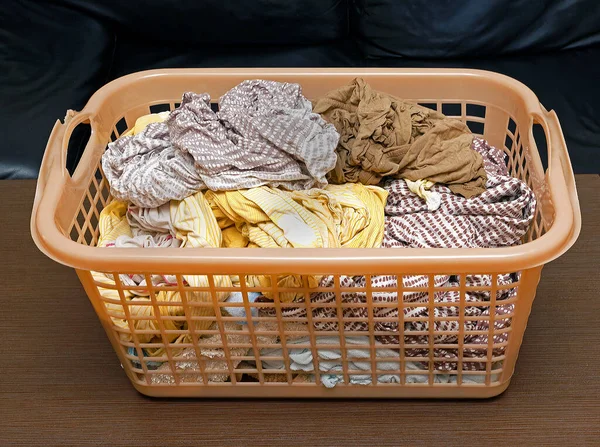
313;78;487;198
127;201;174;237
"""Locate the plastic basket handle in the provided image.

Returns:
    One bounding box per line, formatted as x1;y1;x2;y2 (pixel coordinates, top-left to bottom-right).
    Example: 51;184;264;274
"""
532;105;582;256
31;109;95;259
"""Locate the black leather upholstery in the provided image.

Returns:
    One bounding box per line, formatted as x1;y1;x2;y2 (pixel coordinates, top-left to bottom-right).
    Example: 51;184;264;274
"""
1;1;113;178
54;0;349;45
352;0;600;58
110;40;363;79
1;0;598;178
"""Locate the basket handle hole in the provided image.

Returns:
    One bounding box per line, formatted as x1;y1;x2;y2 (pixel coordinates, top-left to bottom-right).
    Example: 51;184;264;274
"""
66;120;91;176
532;123;548;172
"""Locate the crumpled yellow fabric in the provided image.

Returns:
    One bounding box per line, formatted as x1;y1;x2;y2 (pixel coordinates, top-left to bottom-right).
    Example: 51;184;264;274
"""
97;201;132;246
313;78;487;198
121;111;170;137
205;183;387;301
95;192;231;356
168;192;232;329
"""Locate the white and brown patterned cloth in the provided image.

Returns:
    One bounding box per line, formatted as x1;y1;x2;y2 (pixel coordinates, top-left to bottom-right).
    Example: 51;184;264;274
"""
102;80;339;208
264;138;536;371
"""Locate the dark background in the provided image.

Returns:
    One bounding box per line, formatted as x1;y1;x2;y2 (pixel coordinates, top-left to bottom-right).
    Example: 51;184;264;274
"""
1;0;599;178
2;0;600;179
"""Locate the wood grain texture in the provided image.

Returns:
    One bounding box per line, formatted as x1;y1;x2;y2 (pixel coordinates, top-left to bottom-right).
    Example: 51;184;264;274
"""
1;176;598;447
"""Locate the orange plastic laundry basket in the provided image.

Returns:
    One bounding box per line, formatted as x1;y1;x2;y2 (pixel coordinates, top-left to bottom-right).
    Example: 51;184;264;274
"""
31;69;580;398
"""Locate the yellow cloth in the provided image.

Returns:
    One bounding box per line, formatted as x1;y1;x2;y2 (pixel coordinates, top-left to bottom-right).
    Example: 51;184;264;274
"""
321;183;388;249
95;192;231;356
169;192;232;335
206;183;387;249
97;201;132;246
205;183;388;301
95;182;387;354
121;111;170;137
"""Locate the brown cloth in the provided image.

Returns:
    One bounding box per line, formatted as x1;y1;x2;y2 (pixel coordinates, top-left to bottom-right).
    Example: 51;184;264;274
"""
313;78;487;198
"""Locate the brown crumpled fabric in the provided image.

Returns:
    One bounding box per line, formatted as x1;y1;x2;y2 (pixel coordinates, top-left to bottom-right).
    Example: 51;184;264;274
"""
313;78;487;198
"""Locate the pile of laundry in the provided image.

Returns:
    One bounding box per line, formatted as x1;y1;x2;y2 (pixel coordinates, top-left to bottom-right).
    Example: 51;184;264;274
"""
95;78;536;386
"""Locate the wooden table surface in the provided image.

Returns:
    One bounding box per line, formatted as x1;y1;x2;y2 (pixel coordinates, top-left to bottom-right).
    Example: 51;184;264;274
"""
1;176;598;446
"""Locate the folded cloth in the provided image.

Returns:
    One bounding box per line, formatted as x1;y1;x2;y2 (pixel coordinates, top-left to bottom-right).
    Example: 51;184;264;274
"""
102;80;339;208
260;336;492;388
313;78;487;197
266;139;536;370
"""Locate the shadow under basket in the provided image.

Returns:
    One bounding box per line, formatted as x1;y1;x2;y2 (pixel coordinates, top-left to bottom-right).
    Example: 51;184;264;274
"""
31;68;580;398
